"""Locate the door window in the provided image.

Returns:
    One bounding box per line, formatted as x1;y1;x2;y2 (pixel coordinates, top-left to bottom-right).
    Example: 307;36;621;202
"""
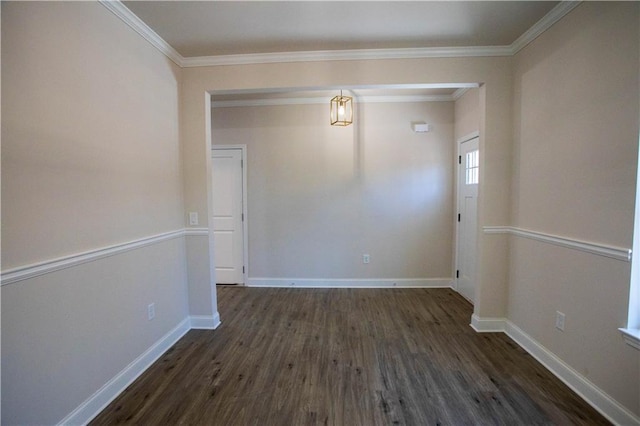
465;149;479;185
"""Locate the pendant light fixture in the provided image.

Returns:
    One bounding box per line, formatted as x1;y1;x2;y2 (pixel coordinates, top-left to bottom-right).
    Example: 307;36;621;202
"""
330;90;353;126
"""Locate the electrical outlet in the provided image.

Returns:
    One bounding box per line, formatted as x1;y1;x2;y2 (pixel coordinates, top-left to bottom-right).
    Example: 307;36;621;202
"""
555;311;565;331
363;254;370;264
189;212;199;226
148;303;155;321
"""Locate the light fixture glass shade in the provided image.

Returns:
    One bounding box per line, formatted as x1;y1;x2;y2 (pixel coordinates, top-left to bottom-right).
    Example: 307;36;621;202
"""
330;91;353;126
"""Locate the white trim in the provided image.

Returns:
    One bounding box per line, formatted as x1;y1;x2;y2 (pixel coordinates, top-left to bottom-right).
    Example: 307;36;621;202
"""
360;95;453;103
213;97;327;108
98;0;183;67
214;84;479;96
457;131;480;145
185;227;209;236
190;313;221;330
625;127;640;333
619;328;640;350
1;230;186;286
182;46;512;67
452;87;471;101
246;278;452;288
470;314;506;332
469;316;640;424
483;226;632;262
510;1;582;54
58;318;191;426
504;320;640;426
212;94;456;108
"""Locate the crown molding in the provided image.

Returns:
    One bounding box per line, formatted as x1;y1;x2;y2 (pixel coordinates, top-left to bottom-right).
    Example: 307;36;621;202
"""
361;94;453;103
213;97;326;108
212;94;456;108
182;46;512;68
510;1;582;55
103;0;581;68
99;0;183;67
452;87;471;100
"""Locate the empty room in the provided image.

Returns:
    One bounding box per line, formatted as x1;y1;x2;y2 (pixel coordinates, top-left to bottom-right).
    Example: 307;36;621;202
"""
2;1;639;425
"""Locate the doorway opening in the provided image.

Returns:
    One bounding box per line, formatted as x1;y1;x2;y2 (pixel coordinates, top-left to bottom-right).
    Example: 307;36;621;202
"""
208;83;482;307
455;133;480;304
211;146;248;285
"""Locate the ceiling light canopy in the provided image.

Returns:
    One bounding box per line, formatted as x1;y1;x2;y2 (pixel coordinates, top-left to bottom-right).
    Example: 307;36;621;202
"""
330;91;353;126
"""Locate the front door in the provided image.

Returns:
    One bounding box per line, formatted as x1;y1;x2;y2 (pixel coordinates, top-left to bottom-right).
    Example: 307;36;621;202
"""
456;137;479;303
212;148;245;284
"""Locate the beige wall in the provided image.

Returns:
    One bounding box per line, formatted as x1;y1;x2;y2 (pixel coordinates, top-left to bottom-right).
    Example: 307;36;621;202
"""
1;3;188;424
454;88;480;142
509;2;640;416
2;4;184;268
512;3;638;245
2;239;189;425
183;56;513;317
185;235;214;315
213;101;454;279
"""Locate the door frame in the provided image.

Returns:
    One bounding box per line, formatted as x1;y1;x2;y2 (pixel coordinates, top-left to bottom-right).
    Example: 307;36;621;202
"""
211;144;249;285
454;131;480;295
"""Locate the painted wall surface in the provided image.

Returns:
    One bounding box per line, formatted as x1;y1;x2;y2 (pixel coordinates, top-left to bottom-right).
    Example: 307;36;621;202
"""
185;234;214;315
183;56;513;318
1;2;184;268
509;2;640;416
212;101;454;279
1;3;188;424
2;240;189;425
454;88;480;142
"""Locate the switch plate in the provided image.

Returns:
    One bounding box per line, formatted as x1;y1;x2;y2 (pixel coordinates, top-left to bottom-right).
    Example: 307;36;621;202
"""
555;311;565;331
148;303;155;321
189;212;198;226
363;254;370;264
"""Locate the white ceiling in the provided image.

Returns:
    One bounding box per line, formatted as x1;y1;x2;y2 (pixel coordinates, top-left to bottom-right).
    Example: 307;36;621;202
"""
123;1;559;58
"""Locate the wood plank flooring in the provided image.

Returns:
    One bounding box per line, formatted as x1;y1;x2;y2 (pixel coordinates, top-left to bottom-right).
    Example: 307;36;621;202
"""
91;288;609;425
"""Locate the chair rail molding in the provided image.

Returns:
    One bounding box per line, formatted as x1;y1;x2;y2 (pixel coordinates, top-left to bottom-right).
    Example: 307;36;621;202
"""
483;226;631;262
1;229;204;286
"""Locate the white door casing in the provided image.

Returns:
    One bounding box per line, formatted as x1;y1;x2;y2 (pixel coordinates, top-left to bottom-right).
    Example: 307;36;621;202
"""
456;136;479;303
212;148;245;284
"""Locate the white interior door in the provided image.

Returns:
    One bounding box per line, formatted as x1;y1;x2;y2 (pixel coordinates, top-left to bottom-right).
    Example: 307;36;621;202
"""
212;148;245;284
456;137;479;303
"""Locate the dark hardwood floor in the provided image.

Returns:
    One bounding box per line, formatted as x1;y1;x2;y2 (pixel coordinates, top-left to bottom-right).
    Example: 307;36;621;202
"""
92;287;609;425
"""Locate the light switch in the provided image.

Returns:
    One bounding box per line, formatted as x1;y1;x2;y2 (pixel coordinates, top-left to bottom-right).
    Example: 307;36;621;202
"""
189;212;198;226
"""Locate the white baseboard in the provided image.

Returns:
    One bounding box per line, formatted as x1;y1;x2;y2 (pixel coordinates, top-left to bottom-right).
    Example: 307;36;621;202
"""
470;315;640;425
190;312;221;330
504;321;640;426
247;277;452;288
470;314;507;332
58;318;191;426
